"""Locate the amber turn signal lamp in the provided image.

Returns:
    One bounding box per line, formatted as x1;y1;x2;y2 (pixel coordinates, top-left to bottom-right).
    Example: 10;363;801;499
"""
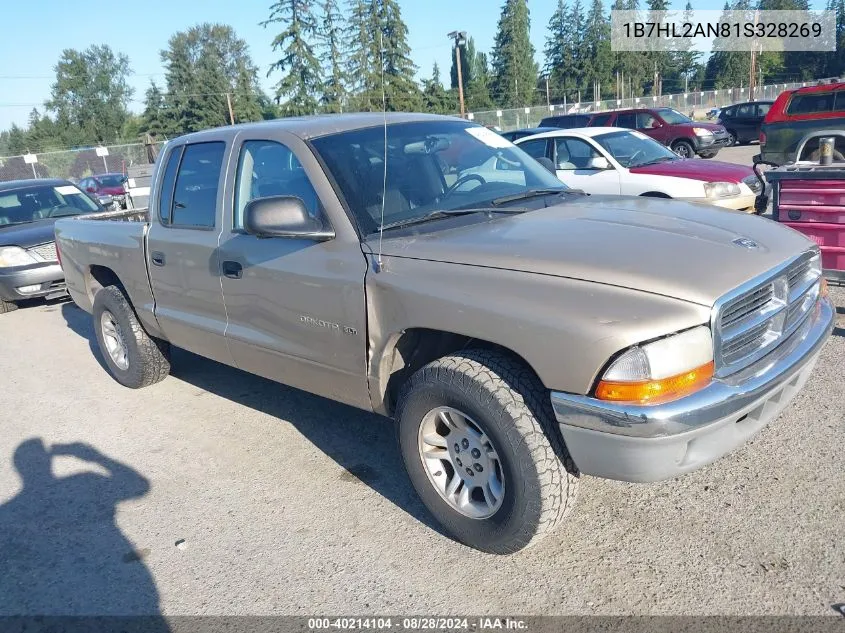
595;361;715;405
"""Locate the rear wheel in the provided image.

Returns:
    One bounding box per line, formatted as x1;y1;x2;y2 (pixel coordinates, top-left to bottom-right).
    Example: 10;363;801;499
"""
672;140;695;159
0;299;18;314
92;285;171;388
396;349;579;554
726;130;737;146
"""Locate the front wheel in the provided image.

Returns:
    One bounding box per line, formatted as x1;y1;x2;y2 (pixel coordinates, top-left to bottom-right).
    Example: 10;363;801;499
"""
672;140;695;159
396;349;579;554
92;285;171;388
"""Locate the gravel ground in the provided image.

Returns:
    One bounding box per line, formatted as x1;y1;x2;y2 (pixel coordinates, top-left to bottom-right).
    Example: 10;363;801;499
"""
0;283;842;617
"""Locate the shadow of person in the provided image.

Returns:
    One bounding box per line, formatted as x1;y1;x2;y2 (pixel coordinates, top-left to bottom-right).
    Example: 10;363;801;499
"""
0;439;168;629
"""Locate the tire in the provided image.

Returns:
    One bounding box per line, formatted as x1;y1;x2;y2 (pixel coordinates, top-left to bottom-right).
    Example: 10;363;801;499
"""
0;299;18;314
726;130;737;147
92;285;171;389
396;349;579;554
672;140;695;159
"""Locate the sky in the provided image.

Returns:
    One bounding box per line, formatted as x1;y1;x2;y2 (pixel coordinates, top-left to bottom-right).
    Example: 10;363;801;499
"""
0;0;759;130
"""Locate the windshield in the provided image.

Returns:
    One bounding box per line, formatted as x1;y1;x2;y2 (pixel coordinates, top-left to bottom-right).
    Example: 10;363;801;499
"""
656;108;692;125
310;120;567;234
0;184;99;227
97;174;126;187
594;130;679;168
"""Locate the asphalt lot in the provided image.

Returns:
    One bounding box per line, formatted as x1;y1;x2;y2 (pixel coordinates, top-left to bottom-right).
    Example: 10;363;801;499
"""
1;143;843;617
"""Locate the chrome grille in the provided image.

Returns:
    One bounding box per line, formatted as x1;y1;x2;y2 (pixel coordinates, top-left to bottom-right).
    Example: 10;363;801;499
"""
27;241;58;262
714;251;821;375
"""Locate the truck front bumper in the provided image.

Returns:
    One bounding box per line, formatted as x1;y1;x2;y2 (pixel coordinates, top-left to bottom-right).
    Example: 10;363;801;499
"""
550;297;834;483
0;263;66;302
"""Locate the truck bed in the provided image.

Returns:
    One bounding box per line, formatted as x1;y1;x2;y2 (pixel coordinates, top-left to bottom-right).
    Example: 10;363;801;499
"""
55;208;158;320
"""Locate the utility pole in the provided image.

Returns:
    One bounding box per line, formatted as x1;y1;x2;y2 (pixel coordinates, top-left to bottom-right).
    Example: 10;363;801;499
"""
447;31;467;118
545;75;550;106
226;92;236;125
749;10;760;101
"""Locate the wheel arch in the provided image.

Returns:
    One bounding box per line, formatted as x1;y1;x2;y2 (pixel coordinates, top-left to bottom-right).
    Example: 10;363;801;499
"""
370;327;539;418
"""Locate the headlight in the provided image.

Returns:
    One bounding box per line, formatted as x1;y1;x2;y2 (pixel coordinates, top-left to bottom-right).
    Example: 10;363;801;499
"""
704;181;741;198
693;127;714;137
595;326;714;404
0;246;37;268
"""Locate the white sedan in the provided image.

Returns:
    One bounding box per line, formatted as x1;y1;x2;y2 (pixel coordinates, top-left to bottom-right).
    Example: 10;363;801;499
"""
514;127;762;211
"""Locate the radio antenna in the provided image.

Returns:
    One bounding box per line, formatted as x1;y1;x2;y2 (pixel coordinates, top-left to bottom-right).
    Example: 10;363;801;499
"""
376;29;387;272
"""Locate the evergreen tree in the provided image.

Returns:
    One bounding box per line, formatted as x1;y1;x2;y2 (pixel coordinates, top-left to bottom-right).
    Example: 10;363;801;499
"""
318;0;347;112
345;0;379;111
264;0;323;116
160;24;264;134
465;51;494;110
491;0;538;107
140;82;168;138
704;1;750;89
644;0;670;95
544;0;570;100
422;63;455;114
346;0;421;112
826;0;845;77
673;1;702;92
379;0;422;111
583;0;613;100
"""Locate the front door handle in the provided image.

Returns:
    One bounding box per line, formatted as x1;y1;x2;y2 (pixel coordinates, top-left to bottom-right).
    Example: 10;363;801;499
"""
222;260;243;279
151;251;166;267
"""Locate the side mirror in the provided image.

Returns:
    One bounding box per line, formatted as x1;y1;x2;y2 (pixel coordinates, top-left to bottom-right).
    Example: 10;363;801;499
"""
588;156;611;170
244;196;334;241
535;157;557;174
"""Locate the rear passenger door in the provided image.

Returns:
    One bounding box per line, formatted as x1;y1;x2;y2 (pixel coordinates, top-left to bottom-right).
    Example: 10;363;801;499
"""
146;140;233;365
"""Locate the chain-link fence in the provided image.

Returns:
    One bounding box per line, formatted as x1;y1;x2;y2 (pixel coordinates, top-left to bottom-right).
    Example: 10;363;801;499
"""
0;142;165;184
467;80;837;131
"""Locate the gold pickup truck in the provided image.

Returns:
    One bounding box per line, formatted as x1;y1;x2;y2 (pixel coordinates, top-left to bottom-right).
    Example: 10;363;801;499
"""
55;114;834;554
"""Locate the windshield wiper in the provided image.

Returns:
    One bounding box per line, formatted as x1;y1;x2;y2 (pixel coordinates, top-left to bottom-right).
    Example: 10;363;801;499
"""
490;188;568;206
631;155;677;168
379;207;528;232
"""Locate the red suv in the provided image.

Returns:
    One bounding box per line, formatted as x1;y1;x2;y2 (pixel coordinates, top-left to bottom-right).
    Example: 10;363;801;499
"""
587;107;732;159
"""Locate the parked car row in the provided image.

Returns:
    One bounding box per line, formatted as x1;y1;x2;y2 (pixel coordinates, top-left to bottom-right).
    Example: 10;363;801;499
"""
535;107;732;158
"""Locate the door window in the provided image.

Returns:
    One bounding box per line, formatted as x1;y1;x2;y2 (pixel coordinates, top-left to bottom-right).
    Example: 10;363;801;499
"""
736;104;755;117
169;142;225;228
554;138;601;169
615;113;636;129
157;146;183;225
636;112;659;129
755;103;771;117
589;113;612;126
233;140;321;231
517;139;548;160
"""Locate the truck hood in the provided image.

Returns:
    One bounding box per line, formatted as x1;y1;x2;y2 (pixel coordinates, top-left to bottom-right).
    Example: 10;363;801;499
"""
374;195;814;307
0;218;58;249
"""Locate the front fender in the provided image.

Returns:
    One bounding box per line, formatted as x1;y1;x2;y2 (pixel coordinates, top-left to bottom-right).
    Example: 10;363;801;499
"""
365;257;711;413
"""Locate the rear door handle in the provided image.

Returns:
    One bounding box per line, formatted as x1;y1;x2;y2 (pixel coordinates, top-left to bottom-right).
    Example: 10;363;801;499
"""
151;251;166;267
222;260;243;279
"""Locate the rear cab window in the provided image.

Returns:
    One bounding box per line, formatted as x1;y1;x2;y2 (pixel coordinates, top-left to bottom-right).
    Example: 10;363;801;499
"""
159;142;226;229
786;92;835;116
